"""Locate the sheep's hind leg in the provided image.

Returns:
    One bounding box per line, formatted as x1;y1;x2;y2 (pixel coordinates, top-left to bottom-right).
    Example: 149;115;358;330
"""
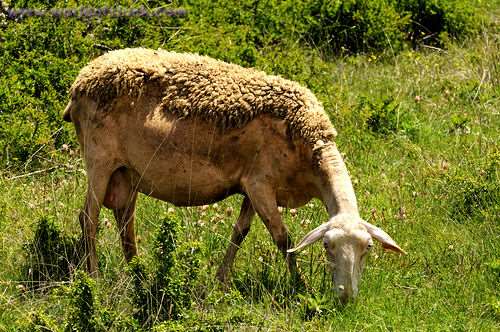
216;196;255;285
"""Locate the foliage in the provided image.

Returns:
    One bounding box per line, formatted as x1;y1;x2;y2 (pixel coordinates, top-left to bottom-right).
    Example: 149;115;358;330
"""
22;216;80;289
355;96;417;139
306;0;408;54
128;214;200;327
64;271;97;332
128;257;150;327
397;0;482;47
63;271;137;332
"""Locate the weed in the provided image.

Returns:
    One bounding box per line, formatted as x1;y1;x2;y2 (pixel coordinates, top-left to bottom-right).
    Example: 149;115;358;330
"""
22;216;80;289
64;270;97;332
128;214;201;327
298;293;332;320
26;310;58;332
356;96;417;138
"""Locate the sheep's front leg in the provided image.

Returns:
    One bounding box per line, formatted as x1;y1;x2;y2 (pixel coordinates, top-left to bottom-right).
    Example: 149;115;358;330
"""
216;196;255;284
113;192;138;262
105;168;139;262
79;166;114;275
243;181;303;286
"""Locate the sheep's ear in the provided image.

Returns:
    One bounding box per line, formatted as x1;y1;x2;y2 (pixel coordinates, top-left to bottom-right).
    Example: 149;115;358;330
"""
287;222;330;253
362;221;406;254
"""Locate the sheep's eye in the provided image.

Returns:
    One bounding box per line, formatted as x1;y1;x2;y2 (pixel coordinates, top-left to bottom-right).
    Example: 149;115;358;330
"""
323;241;328;249
367;242;374;250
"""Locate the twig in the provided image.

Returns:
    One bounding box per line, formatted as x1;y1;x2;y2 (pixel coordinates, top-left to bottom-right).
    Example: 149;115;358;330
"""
7;166;60;180
395;284;418;290
23;126;64;171
472;69;487;103
421;44;447;53
93;43;113;51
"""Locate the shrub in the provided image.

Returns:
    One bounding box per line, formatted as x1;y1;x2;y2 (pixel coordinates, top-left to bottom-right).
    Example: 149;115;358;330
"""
128;214;200;327
0;1;180;169
356;96;417;138
26;311;59;332
397;0;482;47
306;0;408;54
22;216;80;289
0;0;486;169
64;271;97;332
63;271;132;331
128;257;150;326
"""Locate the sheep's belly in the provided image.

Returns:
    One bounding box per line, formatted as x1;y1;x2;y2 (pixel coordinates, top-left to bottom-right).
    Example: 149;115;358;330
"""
130;160;241;206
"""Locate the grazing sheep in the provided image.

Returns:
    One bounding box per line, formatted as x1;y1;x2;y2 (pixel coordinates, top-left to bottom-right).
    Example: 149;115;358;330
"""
64;48;404;302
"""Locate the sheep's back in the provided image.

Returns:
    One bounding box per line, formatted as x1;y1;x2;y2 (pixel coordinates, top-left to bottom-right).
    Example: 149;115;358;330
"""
70;48;336;145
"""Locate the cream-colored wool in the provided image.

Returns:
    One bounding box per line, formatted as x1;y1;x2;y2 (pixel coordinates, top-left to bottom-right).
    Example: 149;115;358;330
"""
70;48;336;144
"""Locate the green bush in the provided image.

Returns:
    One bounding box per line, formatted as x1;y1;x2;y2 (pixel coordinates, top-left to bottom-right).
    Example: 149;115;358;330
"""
63;271;134;331
355;96;417;138
0;1;182;169
128;257;150;326
65;271;97;332
22;216;80;289
306;0;408;54
0;18;85;169
128;214;200;327
397;0;482;47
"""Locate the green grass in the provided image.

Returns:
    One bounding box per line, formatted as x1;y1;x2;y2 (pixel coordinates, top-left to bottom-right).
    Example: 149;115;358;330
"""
0;29;498;330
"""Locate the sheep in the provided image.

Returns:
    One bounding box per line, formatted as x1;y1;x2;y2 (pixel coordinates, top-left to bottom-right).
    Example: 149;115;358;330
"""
64;48;404;302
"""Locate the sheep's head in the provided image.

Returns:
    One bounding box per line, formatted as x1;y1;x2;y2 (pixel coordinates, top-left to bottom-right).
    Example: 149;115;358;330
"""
288;214;405;303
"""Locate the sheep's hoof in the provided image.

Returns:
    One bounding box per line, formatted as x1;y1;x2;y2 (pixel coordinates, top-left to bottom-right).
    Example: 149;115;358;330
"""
216;267;230;287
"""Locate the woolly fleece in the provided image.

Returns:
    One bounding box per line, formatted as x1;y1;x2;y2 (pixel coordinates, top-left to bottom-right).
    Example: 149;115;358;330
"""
70;48;336;145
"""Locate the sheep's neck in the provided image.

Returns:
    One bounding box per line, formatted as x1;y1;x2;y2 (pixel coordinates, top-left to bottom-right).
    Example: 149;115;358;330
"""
316;143;359;217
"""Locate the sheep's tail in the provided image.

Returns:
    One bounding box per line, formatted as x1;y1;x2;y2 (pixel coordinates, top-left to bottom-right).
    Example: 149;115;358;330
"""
63;99;74;122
